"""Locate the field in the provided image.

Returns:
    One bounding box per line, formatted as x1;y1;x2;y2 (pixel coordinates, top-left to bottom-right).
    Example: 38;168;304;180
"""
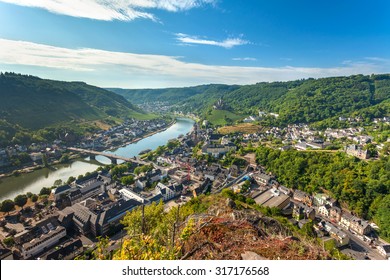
130;111;159;120
218;123;262;134
205;109;243;126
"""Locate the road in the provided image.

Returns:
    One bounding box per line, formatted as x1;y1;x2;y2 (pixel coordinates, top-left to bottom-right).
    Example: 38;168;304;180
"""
345;231;384;260
319;215;384;260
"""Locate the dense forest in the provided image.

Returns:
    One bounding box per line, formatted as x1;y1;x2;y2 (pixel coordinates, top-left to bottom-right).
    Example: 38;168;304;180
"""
112;74;390;126
0;73;149;146
108;84;240;105
255;145;390;240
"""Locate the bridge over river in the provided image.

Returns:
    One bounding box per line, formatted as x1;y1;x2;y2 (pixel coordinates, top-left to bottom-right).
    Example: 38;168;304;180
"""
67;147;149;165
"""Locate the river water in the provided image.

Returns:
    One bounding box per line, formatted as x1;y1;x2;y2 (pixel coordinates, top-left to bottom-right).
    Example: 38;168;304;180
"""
0;118;194;200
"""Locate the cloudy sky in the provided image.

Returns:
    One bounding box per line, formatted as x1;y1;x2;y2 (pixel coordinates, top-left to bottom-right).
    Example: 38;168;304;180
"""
0;0;389;88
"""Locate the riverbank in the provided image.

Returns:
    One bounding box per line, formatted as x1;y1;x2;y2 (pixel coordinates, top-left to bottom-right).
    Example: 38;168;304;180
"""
173;113;200;122
0;120;177;181
0;153;83;181
0;118;194;201
106;119;177;152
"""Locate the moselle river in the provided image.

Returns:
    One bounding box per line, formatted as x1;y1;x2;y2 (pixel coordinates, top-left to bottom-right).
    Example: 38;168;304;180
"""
0;118;194;200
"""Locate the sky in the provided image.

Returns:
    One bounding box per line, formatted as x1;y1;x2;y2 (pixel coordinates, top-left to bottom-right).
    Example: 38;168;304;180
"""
0;0;389;88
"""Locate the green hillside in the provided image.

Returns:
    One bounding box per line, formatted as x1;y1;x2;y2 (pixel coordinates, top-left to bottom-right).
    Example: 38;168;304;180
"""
0;73;147;129
110;74;390;127
108;84;240;104
273;75;386;125
0;73;150;146
195;74;390;125
205;109;243;126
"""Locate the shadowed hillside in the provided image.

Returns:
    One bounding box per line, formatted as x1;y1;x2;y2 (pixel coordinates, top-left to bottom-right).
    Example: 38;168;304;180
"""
0;72;145;130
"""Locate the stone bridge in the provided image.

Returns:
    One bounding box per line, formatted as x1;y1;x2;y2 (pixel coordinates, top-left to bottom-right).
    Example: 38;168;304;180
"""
67;147;148;165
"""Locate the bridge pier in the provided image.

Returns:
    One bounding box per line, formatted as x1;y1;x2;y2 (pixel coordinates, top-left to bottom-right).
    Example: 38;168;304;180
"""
68;147;139;165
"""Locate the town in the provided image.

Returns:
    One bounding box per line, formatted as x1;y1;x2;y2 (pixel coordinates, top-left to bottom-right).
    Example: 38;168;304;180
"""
0;118;170;175
1;118;389;261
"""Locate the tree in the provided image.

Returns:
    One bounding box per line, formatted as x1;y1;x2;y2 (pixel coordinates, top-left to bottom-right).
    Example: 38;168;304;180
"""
374;194;390;240
300;221;316;238
31;194;38;202
59;153;70;163
382;142;390;155
364;143;378;157
110;164;127;177
113;235;179;260
1;199;15;214
39;187;51;196
155;145;165;155
92;236;111;260
121;175;134;185
14;194;27;209
42;153;49;167
241;180;251;193
3;237;14;247
117;201;184;260
53;179;63;186
134;167;141;175
122;201;166;237
167;140;179;149
67;176;76;184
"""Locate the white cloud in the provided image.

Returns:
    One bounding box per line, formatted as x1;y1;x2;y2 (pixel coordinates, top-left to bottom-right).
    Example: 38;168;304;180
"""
0;39;388;88
176;33;249;49
232;57;257;61
364;57;390;64
0;0;216;21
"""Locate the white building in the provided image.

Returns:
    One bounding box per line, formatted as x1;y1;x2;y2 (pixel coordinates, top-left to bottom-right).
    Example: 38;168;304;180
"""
243;116;257;123
155;183;175;201
21;226;66;259
135;179;147;190
318;205;331;217
377;245;390;259
157;156;172;165
339;212;353;229
119;188;145;203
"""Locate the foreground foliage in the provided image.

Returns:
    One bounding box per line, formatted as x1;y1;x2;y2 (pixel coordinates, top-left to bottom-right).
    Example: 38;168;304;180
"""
94;194;340;260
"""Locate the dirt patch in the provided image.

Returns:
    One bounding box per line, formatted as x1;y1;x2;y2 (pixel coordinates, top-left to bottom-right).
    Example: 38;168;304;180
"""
92;120;112;130
179;197;331;260
218;123;262;134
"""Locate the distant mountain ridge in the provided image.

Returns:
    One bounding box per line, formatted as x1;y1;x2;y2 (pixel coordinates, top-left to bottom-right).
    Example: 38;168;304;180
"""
109;74;390;126
107;84;240;105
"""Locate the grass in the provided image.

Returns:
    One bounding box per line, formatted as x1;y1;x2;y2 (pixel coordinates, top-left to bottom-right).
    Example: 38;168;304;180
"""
205;109;243;126
131;112;159;120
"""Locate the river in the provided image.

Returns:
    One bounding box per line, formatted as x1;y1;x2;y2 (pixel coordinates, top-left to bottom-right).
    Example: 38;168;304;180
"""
0;118;194;201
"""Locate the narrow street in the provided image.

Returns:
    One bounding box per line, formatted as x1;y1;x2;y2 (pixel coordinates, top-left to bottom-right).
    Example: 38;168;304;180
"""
319;215;385;260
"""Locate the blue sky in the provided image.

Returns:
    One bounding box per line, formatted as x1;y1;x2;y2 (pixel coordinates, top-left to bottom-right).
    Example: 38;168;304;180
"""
0;0;389;88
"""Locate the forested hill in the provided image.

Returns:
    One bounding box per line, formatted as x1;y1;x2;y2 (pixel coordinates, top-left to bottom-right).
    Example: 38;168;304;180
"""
273;74;390;126
0;72;145;131
107;84;240;104
111;74;390;126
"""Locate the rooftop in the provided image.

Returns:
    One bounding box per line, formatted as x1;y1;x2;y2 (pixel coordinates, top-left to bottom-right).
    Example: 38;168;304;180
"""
254;189;290;209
